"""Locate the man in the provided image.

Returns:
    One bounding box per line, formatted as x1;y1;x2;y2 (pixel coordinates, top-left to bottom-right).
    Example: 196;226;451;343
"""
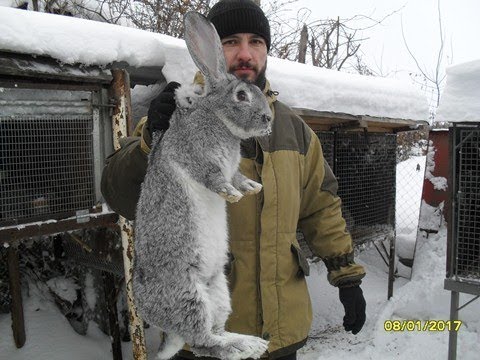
101;0;366;359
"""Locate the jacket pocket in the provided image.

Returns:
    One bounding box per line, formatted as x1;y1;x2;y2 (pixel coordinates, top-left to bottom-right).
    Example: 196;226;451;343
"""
291;243;310;277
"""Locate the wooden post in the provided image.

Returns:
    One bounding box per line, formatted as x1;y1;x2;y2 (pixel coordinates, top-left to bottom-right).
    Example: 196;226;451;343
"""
298;24;308;64
111;68;147;360
447;291;459;360
387;232;396;299
96;227;123;360
103;271;123;360
7;245;26;348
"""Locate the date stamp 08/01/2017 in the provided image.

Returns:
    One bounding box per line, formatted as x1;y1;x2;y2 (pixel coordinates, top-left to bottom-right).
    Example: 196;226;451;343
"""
384;320;463;332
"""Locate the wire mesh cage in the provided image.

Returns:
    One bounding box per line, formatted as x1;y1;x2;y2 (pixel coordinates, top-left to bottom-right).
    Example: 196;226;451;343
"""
449;123;480;284
0;115;96;225
0;86;112;227
317;131;397;244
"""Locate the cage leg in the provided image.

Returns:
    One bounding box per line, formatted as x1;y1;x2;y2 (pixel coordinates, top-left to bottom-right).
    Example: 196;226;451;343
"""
103;271;123;360
7;245;26;348
373;241;389;268
387;233;396;299
119;218;147;360
94;226;124;360
111;68;147;359
448;291;459;360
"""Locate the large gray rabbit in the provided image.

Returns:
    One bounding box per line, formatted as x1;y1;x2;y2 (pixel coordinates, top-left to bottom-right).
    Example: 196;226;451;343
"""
133;11;272;360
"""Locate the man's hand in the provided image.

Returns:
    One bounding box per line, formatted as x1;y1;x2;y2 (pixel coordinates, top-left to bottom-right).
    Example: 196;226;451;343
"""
339;285;366;334
147;81;181;136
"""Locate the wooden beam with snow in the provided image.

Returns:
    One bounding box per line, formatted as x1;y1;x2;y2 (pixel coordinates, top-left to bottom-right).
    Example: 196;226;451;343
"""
293;107;428;133
0;51;112;84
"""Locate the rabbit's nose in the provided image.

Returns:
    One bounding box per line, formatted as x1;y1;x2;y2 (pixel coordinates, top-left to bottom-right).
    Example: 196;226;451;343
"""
262;114;272;123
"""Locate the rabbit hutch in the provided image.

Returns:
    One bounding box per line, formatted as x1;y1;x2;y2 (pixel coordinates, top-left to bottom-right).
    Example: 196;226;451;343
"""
435;59;480;360
0;7;168;360
0;55;136;358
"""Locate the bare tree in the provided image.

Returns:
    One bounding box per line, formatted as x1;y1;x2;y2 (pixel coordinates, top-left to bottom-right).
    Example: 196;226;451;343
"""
18;0;213;31
20;0;131;23
402;0;452;118
126;0;213;38
265;1;399;74
19;0;395;76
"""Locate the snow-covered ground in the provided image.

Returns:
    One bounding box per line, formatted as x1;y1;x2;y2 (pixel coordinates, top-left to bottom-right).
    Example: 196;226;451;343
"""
1;155;479;360
302;225;480;360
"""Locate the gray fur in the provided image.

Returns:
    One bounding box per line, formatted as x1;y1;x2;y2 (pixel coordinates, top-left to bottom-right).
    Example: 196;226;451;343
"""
133;11;272;360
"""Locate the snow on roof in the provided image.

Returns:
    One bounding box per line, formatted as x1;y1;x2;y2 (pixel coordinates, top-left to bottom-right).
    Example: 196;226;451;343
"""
267;57;427;121
435;59;480;123
0;7;166;67
0;7;428;121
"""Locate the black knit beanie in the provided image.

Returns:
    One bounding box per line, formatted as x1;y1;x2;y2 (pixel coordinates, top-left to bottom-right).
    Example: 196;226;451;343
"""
207;0;271;51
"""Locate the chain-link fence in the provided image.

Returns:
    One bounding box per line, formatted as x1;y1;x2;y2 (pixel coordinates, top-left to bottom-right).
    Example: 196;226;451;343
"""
298;129;428;277
395;130;429;273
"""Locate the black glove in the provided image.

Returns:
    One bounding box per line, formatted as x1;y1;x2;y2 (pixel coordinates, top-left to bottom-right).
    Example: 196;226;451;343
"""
147;81;181;136
339;285;366;334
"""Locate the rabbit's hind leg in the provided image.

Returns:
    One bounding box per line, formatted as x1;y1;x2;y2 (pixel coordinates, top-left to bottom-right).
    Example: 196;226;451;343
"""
156;332;185;360
207;270;232;334
192;332;269;360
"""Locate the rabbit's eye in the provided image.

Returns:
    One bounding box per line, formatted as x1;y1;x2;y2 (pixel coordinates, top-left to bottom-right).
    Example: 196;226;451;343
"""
236;90;248;102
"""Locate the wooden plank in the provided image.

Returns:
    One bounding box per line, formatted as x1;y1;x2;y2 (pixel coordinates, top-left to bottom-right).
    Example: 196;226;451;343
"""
7;246;26;348
0;51;112;84
292;106;428;132
0;213;119;244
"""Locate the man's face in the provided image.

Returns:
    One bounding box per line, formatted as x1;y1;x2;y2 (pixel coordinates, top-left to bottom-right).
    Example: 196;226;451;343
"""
221;33;268;84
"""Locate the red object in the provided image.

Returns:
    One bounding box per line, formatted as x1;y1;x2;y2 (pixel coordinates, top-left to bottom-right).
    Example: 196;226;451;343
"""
421;129;450;223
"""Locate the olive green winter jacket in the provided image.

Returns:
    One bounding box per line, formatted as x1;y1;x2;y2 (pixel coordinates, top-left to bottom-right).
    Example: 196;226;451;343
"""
100;82;365;359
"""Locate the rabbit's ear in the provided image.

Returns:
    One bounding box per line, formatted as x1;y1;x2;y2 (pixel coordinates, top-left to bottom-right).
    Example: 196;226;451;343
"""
183;11;227;85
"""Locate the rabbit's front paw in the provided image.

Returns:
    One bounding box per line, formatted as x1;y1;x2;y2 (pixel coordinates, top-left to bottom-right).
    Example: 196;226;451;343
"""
238;179;263;196
217;184;243;203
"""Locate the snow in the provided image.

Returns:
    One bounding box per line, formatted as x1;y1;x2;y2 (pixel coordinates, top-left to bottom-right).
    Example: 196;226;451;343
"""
0;283;118;360
267;56;427;121
46;277;80;304
0;7;428;121
0;7;166;67
436;59;480;122
2;155;479;359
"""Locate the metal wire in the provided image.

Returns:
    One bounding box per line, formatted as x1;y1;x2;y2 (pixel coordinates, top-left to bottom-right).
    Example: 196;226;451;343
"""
0;115;96;226
63;234;124;277
455;127;480;280
316;132;396;244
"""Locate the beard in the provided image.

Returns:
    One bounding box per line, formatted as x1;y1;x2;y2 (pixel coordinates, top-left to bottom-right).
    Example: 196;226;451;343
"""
228;59;267;90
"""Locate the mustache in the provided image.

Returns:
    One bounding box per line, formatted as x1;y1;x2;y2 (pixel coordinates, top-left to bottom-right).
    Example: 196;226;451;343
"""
229;61;258;73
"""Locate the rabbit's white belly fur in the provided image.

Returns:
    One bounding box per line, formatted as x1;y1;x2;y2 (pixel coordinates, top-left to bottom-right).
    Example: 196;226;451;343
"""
172;162;228;278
